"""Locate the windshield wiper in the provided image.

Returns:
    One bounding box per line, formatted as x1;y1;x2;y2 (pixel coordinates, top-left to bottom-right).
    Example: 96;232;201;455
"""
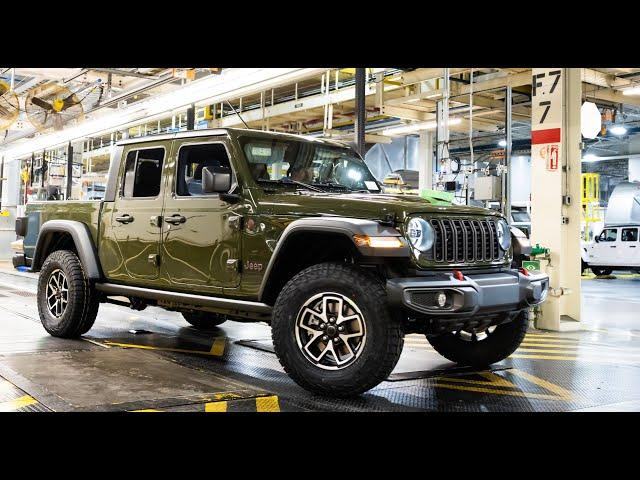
279;177;324;192
312;181;351;191
256;177;324;193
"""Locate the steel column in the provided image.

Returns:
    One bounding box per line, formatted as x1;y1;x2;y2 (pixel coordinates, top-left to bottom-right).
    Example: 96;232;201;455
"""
66;142;73;200
504;86;512;221
186;104;195;130
354;68;366;157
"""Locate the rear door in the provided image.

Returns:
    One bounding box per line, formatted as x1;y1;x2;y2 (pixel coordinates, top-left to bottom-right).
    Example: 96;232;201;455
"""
159;136;243;294
99;143;166;285
620;227;639;266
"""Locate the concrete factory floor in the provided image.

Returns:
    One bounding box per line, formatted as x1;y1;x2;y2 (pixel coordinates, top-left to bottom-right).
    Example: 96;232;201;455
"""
0;264;639;412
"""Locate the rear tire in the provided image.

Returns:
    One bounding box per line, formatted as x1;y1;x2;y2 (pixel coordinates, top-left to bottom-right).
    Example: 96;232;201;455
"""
591;267;612;276
182;311;227;329
426;311;528;367
37;250;99;338
271;262;403;397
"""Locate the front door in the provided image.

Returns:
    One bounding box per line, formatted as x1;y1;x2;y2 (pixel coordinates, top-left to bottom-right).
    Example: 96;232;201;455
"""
160;137;242;294
590;227;619;265
100;143;166;285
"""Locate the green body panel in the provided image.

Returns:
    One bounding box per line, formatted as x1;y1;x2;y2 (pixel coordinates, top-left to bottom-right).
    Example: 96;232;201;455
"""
24;128;510;304
24;200;102;258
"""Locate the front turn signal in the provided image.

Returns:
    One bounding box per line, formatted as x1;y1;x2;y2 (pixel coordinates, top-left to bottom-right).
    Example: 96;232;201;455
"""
353;235;404;249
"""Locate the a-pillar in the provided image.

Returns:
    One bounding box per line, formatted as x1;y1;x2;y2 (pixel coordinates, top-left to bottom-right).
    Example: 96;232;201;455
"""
530;68;582;331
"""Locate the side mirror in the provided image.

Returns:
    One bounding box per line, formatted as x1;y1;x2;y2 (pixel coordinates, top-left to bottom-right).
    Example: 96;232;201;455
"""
594;236;600;243
202;165;232;194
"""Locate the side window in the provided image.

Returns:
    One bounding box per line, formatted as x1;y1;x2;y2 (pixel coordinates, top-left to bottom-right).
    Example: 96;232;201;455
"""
622;228;638;242
121;147;165;198
176;143;232;196
599;229;618;242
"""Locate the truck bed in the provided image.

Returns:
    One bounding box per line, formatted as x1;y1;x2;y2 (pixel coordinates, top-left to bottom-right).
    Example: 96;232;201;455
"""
23;201;103;260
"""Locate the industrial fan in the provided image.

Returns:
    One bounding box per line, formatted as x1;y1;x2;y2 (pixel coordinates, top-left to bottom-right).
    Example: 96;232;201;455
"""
25;82;87;131
0;80;20;132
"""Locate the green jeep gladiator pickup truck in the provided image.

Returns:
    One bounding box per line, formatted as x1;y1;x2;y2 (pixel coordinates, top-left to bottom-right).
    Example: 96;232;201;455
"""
14;128;548;396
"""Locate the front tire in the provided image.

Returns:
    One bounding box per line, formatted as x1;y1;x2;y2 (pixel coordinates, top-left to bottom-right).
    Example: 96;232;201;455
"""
426;311;528;367
182;311;227;329
591;266;612;276
271;262;403;397
37;250;99;338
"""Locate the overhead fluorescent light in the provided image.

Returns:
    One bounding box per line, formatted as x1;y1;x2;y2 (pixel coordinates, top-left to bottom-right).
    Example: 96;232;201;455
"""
609;125;628;136
498;139;507;147
381;117;462;136
622;86;640;96
582;154;600;162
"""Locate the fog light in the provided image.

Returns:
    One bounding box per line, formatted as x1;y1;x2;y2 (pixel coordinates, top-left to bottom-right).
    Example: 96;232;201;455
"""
437;292;447;307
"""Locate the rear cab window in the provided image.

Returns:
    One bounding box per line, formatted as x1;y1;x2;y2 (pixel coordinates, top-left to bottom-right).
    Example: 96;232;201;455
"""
121;147;165;198
621;228;638;242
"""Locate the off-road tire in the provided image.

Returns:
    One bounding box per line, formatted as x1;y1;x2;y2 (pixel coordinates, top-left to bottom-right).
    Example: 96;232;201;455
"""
271;262;403;397
426;310;529;367
581;259;588;275
37;250;99;338
182;311;227;329
591;266;612;276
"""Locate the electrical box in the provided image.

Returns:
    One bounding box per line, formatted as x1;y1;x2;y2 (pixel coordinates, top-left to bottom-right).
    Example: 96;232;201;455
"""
474;176;502;201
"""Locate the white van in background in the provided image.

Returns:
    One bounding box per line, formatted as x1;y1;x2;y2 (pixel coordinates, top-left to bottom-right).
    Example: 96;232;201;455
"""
585;225;640;275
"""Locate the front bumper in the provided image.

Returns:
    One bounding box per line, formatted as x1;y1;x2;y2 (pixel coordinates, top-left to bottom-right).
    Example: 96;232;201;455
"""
387;269;549;318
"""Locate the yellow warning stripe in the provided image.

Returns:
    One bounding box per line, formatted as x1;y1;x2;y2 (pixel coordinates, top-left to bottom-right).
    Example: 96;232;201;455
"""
103;341;225;357
205;401;228;412
209;338;226;356
0;395;38;412
256;396;280;412
130;409;163;412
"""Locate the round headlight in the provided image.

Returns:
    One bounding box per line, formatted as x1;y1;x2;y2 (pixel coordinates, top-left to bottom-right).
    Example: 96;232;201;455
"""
496;219;511;251
406;218;434;252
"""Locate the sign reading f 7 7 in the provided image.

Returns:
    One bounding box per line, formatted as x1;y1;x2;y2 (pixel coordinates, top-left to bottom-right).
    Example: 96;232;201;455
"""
531;69;563;172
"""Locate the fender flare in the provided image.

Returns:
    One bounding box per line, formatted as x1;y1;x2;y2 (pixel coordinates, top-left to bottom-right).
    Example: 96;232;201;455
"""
258;217;408;301
31;220;103;281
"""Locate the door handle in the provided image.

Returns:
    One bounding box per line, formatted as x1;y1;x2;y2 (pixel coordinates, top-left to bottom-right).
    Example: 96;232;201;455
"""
630;245;637;248
610;245;617;248
115;214;134;224
164;214;187;225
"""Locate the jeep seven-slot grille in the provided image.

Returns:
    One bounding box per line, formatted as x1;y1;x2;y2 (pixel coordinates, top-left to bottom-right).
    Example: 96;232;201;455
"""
429;218;501;264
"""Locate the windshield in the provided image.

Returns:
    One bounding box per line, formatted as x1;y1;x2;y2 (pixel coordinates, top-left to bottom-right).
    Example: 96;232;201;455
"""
239;137;380;192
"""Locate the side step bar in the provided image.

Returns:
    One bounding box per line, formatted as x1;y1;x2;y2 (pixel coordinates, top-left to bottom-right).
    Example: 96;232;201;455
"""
95;283;273;314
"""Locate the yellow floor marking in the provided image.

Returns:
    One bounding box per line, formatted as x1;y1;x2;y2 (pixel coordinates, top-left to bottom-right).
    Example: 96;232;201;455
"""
525;333;580;340
205;401;228;412
130;409;163;412
521;342;579;348
209;337;226;356
524;336;580;344
0;395;38;412
103;341;224;357
517;348;582;354
437;372;516;389
509;369;574;401
509;353;577;360
435;369;573;401
434;381;559;400
256;396;280;412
